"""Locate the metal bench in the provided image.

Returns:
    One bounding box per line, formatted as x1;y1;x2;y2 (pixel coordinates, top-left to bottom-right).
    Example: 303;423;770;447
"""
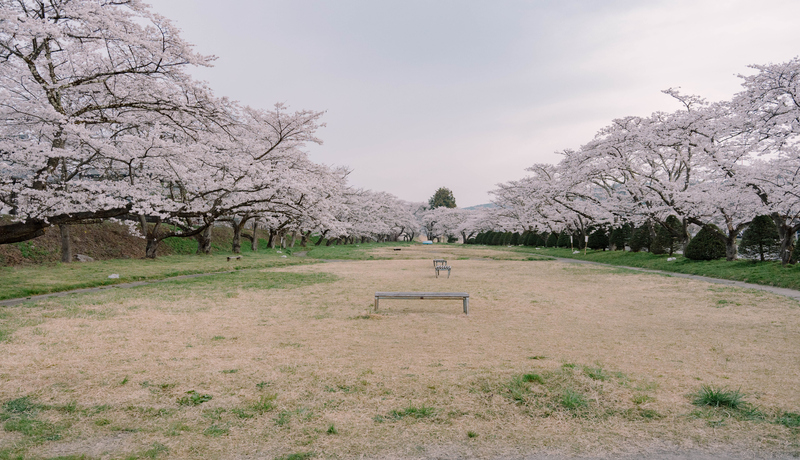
374;292;469;314
433;259;451;278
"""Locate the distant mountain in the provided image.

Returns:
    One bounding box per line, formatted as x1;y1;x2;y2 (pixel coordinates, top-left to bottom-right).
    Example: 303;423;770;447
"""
463;203;496;210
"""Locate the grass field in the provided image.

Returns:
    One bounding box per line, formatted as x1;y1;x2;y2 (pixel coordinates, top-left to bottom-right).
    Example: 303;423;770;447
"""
0;244;799;459
515;246;800;291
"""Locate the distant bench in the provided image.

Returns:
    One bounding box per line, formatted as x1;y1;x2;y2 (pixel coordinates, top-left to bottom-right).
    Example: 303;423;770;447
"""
374;292;469;314
433;259;451;278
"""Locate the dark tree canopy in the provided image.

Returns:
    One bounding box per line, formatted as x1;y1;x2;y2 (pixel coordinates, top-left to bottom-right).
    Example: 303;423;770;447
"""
428;187;457;209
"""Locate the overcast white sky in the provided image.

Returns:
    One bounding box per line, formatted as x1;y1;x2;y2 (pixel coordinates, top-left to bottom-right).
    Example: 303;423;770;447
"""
146;0;800;207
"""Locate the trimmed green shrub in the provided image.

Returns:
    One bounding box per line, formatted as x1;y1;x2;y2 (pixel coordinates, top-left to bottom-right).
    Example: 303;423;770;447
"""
739;215;780;261
502;232;513;246
685;225;726;261
792;238;800;264
491;232;503;246
587;228;609;250
545;232;558;247
510;232;520;246
535;232;547;246
609;224;630;251
556;232;571;248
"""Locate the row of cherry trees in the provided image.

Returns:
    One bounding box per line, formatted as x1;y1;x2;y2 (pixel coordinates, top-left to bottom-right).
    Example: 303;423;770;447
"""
0;0;425;259
490;60;800;264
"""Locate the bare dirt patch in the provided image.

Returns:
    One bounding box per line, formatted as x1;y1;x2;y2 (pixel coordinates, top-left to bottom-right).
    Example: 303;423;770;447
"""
1;248;798;459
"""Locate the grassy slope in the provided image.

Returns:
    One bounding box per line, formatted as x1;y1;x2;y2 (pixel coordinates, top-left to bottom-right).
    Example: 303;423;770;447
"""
0;241;408;301
0;252;315;301
511;246;800;291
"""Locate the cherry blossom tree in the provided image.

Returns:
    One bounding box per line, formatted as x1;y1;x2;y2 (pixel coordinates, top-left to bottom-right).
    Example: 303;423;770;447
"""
731;58;800;264
0;0;223;254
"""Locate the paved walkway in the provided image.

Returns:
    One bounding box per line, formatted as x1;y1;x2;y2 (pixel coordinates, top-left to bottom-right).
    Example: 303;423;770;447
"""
2;257;799;308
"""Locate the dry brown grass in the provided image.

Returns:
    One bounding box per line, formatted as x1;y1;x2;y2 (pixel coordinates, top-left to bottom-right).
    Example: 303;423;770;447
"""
1;246;799;459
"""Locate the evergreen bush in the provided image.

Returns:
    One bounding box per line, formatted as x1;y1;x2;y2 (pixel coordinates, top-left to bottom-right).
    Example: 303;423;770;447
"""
545;232;558;247
650;224;670;255
587;228;609;250
739;215;780;261
651;216;682;255
557;232;571;248
792;238;800;264
685;225;726;261
510;232;520;246
609;224;630;251
629;225;651;252
491;232;503;246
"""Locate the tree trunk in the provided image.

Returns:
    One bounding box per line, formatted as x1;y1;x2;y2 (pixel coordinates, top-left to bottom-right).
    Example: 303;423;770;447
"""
725;234;738;261
315;230;328;246
251;221;259;252
289;231;297;248
142;218;161;259
680;218;691;254
196;226;212;255
647;221;657;252
145;236;159;259
301;230;311;247
772;214;799;266
231;222;242;254
59;223;73;263
267;229;277;249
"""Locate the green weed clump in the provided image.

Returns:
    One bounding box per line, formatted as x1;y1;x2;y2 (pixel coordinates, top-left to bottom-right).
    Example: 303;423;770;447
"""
275;453;313;460
692;385;744;409
388;405;436;420
776;412;800;428
560;389;588;410
252;394;277;414
177;391;212;407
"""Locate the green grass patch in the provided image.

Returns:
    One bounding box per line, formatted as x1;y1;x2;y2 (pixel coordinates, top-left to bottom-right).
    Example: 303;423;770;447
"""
560;388;588;410
3;417;62;441
275;453;313;460
203;424;229;437
776;412;800;428
303;241;412;260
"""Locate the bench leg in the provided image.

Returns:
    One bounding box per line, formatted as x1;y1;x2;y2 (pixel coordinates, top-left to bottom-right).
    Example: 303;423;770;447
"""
374;297;379;312
447;268;451;279
463;297;469;315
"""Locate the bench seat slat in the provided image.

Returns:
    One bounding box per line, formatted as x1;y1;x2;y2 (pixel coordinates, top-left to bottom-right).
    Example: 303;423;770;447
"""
374;292;469;314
